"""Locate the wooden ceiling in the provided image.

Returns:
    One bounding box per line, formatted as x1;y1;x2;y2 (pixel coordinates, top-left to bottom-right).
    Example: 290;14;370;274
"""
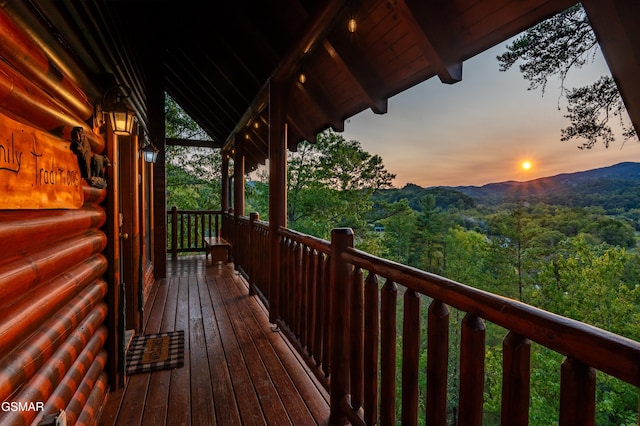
3;0;639;170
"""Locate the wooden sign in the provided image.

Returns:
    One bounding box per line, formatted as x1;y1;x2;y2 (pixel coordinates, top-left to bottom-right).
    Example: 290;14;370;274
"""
0;114;84;209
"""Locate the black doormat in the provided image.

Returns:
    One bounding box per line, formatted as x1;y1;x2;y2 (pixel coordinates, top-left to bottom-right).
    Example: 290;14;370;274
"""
126;331;185;375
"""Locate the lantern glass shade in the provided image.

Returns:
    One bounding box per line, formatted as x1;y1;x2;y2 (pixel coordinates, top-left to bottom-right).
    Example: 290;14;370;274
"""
101;84;135;136
107;101;135;135
142;143;159;163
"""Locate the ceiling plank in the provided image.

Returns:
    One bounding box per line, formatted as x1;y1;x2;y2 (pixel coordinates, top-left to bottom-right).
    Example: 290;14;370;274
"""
166;49;244;122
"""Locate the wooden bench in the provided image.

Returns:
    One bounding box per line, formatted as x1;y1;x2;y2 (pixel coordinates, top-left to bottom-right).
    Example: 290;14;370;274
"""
203;237;231;265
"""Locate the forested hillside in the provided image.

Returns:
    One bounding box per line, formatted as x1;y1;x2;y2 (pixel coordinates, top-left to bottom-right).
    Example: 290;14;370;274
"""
373;162;640;212
447;162;640;211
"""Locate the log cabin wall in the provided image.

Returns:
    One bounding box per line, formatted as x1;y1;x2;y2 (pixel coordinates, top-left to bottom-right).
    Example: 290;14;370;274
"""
0;9;110;425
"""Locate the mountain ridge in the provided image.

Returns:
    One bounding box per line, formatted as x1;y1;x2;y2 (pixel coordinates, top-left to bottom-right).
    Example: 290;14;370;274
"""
440;162;640;210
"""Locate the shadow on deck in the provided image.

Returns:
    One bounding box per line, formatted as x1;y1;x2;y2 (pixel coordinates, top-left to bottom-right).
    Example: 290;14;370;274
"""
99;255;330;425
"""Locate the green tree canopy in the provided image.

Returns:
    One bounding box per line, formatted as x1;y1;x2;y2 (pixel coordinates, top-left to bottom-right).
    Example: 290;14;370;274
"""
165;94;222;210
287;130;395;239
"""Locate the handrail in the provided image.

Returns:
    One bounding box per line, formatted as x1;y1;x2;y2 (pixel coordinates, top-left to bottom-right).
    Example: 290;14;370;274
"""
331;229;640;425
278;226;332;253
342;245;640;386
276;226;332;385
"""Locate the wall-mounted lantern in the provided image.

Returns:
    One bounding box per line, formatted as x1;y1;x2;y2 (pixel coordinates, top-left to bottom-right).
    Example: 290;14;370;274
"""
141;142;159;163
102;85;135;135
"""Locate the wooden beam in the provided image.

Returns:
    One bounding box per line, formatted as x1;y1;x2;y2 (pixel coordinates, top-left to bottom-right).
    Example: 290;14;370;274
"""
269;79;287;324
165;138;222;148
581;0;640;139
322;39;388;114
272;0;346;81
286;116;317;147
455;0;578;62
224;0;346;148
295;80;344;132
396;0;462;84
235;132;268;169
244;125;269;157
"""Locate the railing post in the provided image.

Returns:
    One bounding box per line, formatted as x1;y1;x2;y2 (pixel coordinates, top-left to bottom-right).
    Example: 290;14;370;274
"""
171;206;178;259
501;332;531;425
329;227;353;425
227;208;234;246
248;212;259;295
268;214;280;325
426;300;449;426
458;314;486;426
559;357;596;426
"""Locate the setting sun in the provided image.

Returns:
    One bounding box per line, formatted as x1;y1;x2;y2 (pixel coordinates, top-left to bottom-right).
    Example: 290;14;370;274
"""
522;160;532;170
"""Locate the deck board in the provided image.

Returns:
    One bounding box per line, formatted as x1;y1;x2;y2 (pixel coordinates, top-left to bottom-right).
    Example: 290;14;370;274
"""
100;257;330;426
198;276;242;426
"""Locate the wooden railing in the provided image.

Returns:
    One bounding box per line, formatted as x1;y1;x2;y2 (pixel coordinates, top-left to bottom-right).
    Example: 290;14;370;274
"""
226;215;640;425
277;226;332;386
167;207;222;258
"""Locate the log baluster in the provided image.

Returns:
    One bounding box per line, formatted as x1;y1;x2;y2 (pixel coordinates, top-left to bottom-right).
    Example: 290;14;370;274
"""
380;279;398;426
171;206;178;258
329;228;354;425
363;272;379;425
402;289;420;426
458;314;486;426
307;249;318;358
287;240;295;332
300;245;311;348
321;253;331;378
350;266;364;410
501;332;531;425
283;238;294;326
198;212;203;249
293;241;303;338
559;357;596;426
248;213;259;294
426;299;449;425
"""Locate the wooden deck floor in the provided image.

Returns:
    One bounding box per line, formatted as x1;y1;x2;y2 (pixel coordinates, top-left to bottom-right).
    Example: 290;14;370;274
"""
99;256;330;426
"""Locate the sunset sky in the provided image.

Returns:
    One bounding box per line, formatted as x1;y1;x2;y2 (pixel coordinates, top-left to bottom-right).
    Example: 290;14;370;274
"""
341;42;640;188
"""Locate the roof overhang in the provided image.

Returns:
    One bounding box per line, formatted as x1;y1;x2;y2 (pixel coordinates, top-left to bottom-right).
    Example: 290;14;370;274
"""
3;0;638;170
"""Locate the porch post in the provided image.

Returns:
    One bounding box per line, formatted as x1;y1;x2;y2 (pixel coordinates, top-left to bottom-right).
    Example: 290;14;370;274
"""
149;68;167;279
233;136;245;217
232;135;245;267
268;78;287;324
221;153;229;213
249;212;259;296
